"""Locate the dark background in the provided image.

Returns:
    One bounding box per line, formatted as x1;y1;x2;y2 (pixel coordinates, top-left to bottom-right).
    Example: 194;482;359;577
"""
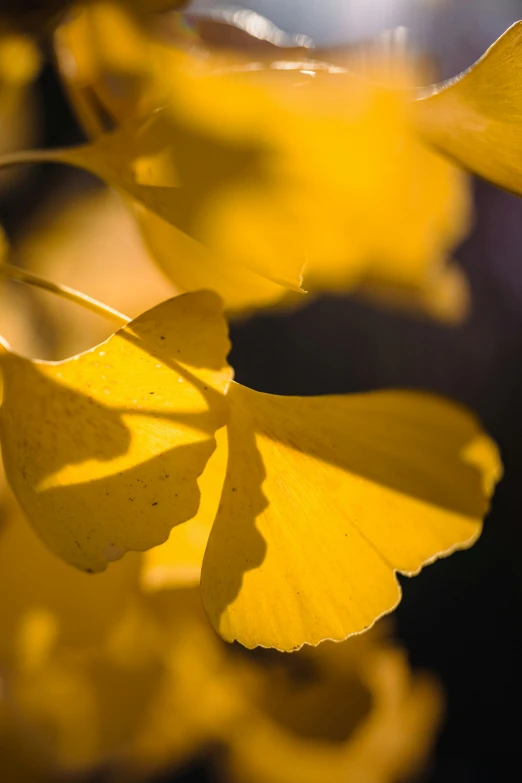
2;2;522;781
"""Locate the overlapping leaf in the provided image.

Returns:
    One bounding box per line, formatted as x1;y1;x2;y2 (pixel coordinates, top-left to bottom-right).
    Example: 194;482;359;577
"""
38;94;305;292
141;425;227;591
0;291;232;572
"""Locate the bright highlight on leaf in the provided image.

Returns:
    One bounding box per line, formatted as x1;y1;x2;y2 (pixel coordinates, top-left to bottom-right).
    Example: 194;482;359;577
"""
0;291;232;573
201;384;501;650
417;21;522;197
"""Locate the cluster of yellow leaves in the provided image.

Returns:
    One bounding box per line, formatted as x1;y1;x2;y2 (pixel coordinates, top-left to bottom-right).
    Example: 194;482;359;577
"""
0;2;511;655
3;8;522;774
0;280;501;650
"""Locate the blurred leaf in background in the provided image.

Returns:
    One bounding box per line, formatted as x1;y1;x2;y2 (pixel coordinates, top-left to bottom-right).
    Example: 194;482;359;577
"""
49;1;473;321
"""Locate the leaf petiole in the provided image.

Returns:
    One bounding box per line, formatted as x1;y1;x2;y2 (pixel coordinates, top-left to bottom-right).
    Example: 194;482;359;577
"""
0;262;130;326
0;147;70;170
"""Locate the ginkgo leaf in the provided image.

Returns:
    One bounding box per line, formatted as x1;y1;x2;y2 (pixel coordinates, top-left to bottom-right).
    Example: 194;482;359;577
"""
32;103;305;292
135;205;287;314
141;424;228;590
417;21;522;197
0;483;142;665
201;383;501;651
226;647;442;783
0;291;232;573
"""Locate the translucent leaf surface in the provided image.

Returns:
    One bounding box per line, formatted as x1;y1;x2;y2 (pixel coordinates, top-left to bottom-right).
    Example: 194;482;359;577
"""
201;384;501;650
0;292;232;572
417;22;522;197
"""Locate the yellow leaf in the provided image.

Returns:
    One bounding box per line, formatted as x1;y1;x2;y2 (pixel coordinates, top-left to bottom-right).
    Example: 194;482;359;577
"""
0;31;41;86
0;27;41;197
16;188;177;359
0;228;48;362
226;646;442;783
135;205;287;315
0;482;141;665
0;291;232;572
43;103;304;292
201;383;501;651
417;21;522;197
358;260;470;325
141;424;228;590
0;483;163;772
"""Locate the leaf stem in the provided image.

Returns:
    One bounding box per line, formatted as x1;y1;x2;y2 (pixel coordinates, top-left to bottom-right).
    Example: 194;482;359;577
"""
0;147;69;170
0;262;130;326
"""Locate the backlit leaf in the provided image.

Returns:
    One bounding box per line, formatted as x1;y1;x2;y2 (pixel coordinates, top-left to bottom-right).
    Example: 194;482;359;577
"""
417;22;522;197
0;291;232;572
201;384;501;651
